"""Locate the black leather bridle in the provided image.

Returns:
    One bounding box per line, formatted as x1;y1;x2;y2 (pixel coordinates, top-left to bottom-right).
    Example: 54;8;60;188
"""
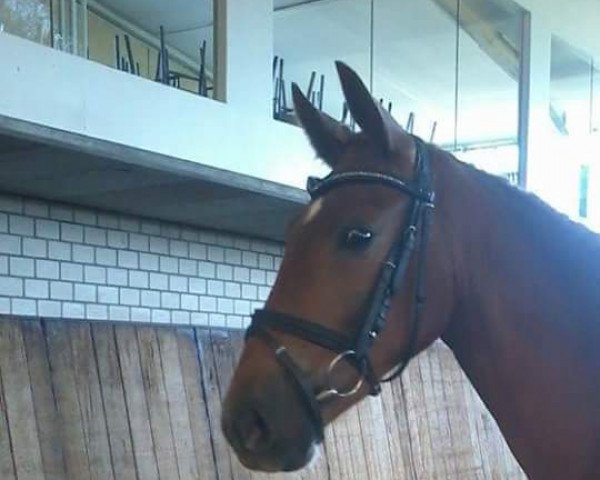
245;136;435;441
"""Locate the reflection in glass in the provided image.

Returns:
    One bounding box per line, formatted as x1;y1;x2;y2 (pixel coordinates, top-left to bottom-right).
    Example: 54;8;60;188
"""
372;0;457;145
0;0;216;99
87;0;215;98
455;0;524;178
273;0;371;124
548;36;599;229
550;37;593;137
0;0;52;46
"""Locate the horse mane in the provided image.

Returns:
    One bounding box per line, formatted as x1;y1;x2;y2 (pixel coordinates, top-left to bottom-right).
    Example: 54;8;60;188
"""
447;149;600;285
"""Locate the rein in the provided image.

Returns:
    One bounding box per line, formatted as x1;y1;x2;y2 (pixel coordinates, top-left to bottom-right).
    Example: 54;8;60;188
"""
245;136;435;441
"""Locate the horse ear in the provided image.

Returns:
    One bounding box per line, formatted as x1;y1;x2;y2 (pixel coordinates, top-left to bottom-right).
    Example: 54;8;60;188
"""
292;83;351;168
335;61;403;156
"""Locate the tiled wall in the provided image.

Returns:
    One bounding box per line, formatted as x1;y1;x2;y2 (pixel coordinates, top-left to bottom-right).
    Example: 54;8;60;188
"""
0;193;283;328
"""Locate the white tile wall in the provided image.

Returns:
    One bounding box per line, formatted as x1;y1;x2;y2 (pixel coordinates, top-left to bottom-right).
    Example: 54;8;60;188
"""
0;193;283;328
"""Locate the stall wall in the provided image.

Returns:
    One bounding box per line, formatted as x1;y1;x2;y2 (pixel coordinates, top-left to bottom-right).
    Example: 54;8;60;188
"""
0;317;526;480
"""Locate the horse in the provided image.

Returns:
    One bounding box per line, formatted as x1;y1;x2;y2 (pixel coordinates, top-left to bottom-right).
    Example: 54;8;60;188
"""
221;61;600;479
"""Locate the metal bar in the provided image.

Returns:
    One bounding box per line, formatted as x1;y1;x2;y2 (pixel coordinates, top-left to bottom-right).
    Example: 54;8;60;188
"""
82;0;88;57
318;74;324;111
49;0;55;48
281;79;288;112
369;0;374;92
87;0;203;75
273;78;280;117
199;40;206;95
589;58;595;135
406;112;415;133
342;102;348;124
124;34;135;74
278;58;285;114
60;0;66;50
155;51;162;81
170;70;201;82
517;10;531;189
164;48;170;85
115;35;121;70
71;0;77;54
160;25;168;84
273;57;280;117
306;71;316;100
430;122;438;142
453;0;461;149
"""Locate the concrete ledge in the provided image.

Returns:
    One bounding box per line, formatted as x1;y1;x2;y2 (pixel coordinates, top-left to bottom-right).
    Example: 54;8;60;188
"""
0;116;308;241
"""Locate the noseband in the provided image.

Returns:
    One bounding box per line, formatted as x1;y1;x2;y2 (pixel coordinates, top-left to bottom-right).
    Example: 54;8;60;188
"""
245;136;435;441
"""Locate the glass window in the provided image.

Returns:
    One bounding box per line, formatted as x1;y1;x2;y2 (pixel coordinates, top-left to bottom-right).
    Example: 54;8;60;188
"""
0;0;217;99
454;0;525;179
273;0;372;124
543;36;599;228
372;0;457;145
87;0;215;98
0;0;52;46
550;36;593;137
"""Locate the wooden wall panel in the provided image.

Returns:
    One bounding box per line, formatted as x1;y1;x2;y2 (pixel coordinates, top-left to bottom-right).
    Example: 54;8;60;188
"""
0;317;526;480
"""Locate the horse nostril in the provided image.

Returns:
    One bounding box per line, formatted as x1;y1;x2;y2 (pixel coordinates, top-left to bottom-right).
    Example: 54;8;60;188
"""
236;407;271;454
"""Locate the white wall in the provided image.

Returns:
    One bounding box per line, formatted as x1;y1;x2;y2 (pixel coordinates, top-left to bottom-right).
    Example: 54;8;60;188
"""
0;191;282;327
0;13;327;190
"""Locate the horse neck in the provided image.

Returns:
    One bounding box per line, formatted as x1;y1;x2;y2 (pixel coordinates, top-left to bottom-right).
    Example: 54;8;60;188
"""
433;151;600;479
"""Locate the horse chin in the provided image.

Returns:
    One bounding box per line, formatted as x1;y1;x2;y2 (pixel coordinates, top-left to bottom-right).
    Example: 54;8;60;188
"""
236;440;318;473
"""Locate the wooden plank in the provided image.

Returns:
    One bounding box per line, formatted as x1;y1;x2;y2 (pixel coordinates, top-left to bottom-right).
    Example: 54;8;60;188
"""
323;419;342;480
356;394;394;480
436;343;485;480
114;326;160;480
208;329;251;480
401;352;435;479
175;328;218;480
136;326;180;480
0;379;16;479
156;328;200;480
0;317;527;480
196;329;234;480
92;324;137;480
326;407;367;480
21;320;67;480
425;345;457;479
69;323;115;480
380;381;415;479
0;320;45;480
46;321;92;480
0;321;16;480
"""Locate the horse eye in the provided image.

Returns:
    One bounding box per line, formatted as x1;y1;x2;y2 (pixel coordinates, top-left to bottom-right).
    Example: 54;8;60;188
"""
342;227;374;250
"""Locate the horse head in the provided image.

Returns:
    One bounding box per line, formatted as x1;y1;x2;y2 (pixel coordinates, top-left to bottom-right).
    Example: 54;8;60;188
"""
221;62;456;472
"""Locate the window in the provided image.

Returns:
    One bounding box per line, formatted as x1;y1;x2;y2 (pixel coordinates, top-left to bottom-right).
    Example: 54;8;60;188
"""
0;0;217;99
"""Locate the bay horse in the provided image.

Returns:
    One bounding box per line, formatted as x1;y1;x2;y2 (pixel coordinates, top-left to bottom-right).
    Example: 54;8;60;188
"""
221;62;600;479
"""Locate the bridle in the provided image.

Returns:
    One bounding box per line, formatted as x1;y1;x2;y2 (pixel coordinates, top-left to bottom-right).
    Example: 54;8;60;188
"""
245;136;435;441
